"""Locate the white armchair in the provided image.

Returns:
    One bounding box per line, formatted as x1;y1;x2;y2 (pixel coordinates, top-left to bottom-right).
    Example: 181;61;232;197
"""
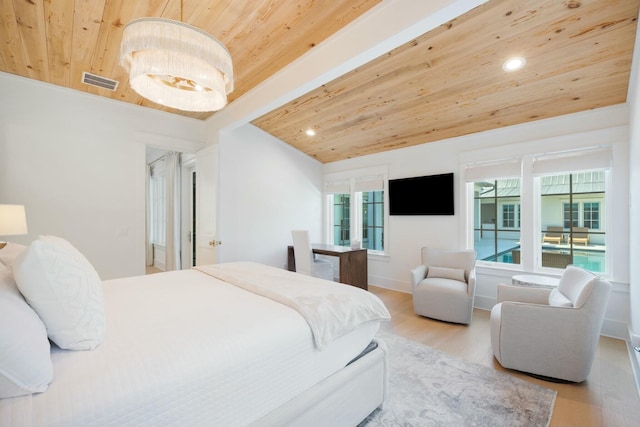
410;247;476;324
490;266;612;382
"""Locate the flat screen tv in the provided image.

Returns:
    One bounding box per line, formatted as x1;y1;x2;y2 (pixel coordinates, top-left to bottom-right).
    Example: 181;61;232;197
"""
389;172;454;215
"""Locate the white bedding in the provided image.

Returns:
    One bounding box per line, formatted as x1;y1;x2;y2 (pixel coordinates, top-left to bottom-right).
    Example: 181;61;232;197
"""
0;267;385;427
196;262;390;349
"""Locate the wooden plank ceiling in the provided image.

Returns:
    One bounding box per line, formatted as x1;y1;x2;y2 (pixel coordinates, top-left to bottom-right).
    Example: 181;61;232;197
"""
253;0;640;163
1;1;638;164
0;0;380;120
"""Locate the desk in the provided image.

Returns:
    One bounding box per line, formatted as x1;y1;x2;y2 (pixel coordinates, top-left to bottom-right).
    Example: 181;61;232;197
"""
512;274;559;289
287;244;368;290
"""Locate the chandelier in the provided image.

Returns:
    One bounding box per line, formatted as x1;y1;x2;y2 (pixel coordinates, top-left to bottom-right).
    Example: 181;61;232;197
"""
119;18;233;112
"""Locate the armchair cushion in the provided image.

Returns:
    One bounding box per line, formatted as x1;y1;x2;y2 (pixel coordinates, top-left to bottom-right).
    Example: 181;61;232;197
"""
426;266;466;282
557;265;595;308
548;288;573;307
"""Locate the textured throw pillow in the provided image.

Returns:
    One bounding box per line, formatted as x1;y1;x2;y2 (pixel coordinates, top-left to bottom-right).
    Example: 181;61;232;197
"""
13;236;105;351
0;265;53;398
0;242;27;268
548;288;573;308
427;266;466;282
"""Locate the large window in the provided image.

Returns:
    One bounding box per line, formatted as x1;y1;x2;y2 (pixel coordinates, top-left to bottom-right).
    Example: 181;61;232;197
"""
332;194;350;246
540;171;606;272
326;169;388;254
361;190;384;251
465;147;610;274
471;178;521;265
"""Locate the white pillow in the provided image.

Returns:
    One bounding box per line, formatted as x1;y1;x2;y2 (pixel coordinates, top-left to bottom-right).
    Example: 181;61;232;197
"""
548;288;573;308
13;236;105;351
0;242;27;268
427;266;466;282
0;265;53;398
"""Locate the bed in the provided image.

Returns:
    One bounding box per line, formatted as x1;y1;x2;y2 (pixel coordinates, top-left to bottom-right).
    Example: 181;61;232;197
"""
0;237;390;427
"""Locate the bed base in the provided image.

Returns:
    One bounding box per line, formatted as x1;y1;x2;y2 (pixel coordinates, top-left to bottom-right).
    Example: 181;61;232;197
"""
254;338;388;427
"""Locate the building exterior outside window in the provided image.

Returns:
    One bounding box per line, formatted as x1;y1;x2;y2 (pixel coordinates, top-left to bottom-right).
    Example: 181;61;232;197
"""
472;179;521;264
332;194;350;247
361;191;384;251
325;168;388;255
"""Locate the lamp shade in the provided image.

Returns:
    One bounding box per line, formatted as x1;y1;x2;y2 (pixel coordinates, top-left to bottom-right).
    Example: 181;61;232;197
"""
119;18;234;112
0;205;28;236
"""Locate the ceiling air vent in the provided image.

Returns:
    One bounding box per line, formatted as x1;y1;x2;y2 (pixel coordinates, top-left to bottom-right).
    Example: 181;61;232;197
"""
81;72;119;91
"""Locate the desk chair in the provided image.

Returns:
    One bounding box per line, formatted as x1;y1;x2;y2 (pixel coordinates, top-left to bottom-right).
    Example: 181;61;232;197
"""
291;230;334;281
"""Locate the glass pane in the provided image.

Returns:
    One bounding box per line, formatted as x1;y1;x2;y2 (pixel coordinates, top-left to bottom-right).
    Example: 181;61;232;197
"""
332;194;350;247
473;179;521;265
360;190;384;251
540;171;606;273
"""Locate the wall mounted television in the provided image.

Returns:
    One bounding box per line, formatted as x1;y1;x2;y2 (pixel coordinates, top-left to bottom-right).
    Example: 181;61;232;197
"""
389;172;454;215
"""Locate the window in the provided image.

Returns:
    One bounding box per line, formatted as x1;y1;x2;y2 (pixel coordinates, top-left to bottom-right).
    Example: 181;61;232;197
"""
361;191;384;251
583;202;600;229
540;171;606;272
325;168;388;254
562;202;578;228
464;146;611;274
470;178;521;265
332;193;350;246
502;204;518;228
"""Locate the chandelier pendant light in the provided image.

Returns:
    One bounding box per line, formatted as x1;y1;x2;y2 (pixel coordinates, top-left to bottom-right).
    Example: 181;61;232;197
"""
120;17;233;112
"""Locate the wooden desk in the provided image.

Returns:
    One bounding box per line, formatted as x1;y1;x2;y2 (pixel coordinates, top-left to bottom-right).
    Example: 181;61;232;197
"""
287;244;368;290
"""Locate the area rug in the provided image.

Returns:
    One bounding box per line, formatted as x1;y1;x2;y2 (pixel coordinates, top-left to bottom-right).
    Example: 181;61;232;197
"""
359;331;556;427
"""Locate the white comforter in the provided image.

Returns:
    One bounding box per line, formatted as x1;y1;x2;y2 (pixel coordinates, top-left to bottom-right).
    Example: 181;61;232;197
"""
196;262;390;349
0;266;386;427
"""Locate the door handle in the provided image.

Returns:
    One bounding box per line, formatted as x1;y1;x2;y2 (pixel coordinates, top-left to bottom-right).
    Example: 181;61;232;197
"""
209;240;222;247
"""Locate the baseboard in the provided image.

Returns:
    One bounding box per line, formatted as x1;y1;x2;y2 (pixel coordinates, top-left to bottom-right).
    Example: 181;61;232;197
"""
626;335;640;400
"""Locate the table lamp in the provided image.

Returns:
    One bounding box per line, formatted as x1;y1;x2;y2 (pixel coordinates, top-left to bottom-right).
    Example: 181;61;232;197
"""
0;204;28;249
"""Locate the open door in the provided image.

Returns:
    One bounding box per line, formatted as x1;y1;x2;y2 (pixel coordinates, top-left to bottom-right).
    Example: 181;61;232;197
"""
195;144;220;266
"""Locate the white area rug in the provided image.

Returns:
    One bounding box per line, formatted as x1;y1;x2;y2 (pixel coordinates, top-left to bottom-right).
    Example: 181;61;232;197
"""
360;331;556;427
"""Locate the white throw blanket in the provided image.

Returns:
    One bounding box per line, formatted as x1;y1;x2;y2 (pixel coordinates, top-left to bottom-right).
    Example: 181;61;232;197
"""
195;262;390;350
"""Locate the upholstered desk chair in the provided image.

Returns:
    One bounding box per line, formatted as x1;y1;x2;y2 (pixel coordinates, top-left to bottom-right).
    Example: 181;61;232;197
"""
291;230;334;281
490;265;612;382
410;247;477;324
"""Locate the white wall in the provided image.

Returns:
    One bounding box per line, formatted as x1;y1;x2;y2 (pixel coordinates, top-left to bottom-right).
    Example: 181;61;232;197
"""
217;124;324;268
324;105;631;338
0;72;206;279
627;14;640;348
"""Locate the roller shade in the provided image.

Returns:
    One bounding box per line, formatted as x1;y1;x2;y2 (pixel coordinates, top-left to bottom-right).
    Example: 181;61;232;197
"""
354;175;384;192
532;146;612;176
325;180;350;194
464;159;521;182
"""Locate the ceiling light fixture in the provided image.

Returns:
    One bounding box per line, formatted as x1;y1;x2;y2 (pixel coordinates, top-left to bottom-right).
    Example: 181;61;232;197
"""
502;57;526;72
119;7;233;112
306;129;316;136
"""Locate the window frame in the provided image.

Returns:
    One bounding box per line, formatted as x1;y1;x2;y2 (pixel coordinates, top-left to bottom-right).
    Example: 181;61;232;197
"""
324;167;389;256
461;146;612;276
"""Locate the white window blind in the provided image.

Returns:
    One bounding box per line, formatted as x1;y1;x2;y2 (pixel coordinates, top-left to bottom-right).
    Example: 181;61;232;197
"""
532;146;612;176
354;174;384;192
325;180;350;194
464;159;521;182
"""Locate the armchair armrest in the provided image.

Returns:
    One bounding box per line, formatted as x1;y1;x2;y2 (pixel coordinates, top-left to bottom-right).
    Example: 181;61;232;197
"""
467;268;476;296
410;265;427;288
497;283;551;304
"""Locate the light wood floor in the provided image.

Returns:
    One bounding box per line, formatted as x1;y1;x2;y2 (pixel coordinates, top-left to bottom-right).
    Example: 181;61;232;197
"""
369;285;640;427
145;265;163;275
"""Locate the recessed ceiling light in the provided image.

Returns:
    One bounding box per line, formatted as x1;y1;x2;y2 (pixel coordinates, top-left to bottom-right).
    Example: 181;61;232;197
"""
502;57;526;72
305;129;316;136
